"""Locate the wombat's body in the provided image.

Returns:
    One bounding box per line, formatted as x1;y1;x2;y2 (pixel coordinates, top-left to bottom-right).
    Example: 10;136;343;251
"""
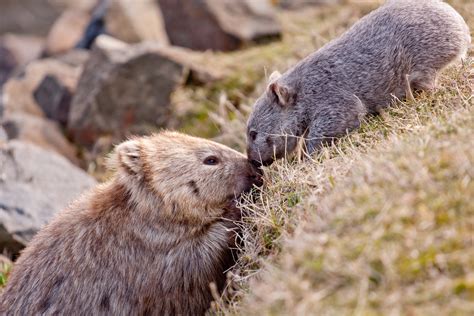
0;132;261;315
247;0;470;165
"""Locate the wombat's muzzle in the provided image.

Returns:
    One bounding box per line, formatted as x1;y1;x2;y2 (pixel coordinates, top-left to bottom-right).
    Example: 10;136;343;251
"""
248;162;264;188
249;158;274;168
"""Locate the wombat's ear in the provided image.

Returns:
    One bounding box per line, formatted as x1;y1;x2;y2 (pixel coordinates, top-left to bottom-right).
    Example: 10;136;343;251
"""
116;140;142;175
268;70;282;83
269;81;295;107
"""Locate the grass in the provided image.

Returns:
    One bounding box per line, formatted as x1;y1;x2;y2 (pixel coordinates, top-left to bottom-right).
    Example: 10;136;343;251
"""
216;63;473;314
202;1;474;314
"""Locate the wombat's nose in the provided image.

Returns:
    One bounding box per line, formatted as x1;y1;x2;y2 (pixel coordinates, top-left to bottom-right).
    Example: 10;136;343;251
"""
250;159;262;168
248;164;264;187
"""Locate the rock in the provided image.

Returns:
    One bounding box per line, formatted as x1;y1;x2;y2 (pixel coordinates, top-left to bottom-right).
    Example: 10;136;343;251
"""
33;75;73;126
0;0;62;36
277;0;340;9
157;0;281;51
68;35;184;147
1;113;79;164
2;58;83;118
142;43;224;85
0;34;45;66
0;127;7;143
46;9;91;56
106;0;169;44
51;0;99;11
0;45;16;88
0;34;45;87
0;141;96;254
55;49;91;67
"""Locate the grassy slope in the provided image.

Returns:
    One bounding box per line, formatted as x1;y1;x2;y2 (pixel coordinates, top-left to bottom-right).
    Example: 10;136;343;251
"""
203;1;474;315
224;65;473;315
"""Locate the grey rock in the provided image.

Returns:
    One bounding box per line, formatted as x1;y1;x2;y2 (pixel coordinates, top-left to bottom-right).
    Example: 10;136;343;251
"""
0;127;7;143
33;75;73;126
142;43;224;85
278;0;340;9
0;44;16;88
157;0;281;51
106;0;169;44
1;113;79;164
0;141;96;254
45;9;91;56
0;0;61;36
68;35;185;147
0;34;45;88
2;58;82;118
55;49;91;67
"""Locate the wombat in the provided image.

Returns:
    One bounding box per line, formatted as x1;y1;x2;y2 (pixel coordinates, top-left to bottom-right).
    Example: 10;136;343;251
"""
247;0;470;166
0;131;262;315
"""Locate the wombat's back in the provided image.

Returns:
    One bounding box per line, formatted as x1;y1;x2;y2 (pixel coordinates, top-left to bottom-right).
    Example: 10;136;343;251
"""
304;0;470;111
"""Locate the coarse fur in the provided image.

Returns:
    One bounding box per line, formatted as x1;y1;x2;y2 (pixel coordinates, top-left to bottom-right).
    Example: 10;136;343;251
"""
247;0;471;165
0;131;262;315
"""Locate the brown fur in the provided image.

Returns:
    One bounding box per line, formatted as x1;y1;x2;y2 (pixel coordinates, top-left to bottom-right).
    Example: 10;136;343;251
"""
0;131;262;315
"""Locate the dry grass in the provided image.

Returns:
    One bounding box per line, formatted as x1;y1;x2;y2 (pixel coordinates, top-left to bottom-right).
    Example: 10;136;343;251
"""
202;1;474;315
215;63;473;315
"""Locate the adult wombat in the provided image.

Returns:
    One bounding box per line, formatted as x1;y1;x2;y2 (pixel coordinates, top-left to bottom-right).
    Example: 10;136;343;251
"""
0;132;262;315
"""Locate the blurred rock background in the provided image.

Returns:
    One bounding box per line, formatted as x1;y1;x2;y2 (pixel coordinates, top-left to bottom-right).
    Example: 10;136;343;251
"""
0;0;342;255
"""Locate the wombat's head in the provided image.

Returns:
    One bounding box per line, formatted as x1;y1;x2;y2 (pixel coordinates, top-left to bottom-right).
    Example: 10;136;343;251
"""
112;131;262;223
247;71;302;167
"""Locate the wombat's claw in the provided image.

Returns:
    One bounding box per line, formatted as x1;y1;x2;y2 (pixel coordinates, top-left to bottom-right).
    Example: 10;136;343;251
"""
405;74;416;102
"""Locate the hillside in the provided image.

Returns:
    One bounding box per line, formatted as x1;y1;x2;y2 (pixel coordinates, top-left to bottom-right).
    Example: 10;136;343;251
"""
201;1;473;315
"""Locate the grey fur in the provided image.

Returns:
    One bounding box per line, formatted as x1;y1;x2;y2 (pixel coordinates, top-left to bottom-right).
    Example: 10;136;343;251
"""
247;0;470;165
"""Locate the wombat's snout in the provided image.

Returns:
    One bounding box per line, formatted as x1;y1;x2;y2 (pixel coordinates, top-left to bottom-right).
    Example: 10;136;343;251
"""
238;161;263;195
247;131;274;167
248;162;264;188
247;144;275;168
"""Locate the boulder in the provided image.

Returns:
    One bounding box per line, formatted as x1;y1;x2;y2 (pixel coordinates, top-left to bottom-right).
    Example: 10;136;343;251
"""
33;75;73;126
0;0;61;36
51;0;99;11
0;141;96;255
277;0;340;9
0;34;45;66
142;43;224;85
157;0;281;51
55;49;91;67
0;45;16;88
0;127;7;143
106;0;169;44
45;9;91;56
1;113;79;164
0;34;45;87
2;58;83;118
68;35;185;147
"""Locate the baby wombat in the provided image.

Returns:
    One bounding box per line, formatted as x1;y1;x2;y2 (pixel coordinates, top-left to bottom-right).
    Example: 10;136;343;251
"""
247;0;470;166
0;132;262;315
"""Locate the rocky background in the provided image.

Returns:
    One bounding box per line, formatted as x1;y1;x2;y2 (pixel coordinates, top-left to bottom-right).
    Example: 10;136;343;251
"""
0;0;343;260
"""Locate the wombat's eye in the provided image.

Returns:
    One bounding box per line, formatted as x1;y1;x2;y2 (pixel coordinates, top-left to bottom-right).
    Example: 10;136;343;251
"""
203;156;219;165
